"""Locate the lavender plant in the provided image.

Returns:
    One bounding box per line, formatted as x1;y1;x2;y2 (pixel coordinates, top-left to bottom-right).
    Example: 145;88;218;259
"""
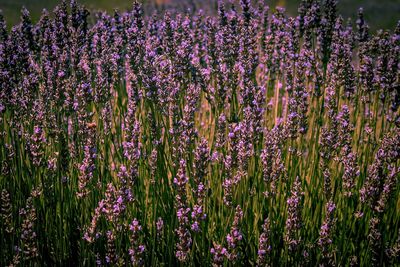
0;0;399;266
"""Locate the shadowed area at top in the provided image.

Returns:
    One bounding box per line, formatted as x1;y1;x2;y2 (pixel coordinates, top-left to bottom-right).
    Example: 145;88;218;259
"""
0;0;399;31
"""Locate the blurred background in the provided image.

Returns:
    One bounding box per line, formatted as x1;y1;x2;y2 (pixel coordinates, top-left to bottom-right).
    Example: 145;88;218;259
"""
0;0;399;31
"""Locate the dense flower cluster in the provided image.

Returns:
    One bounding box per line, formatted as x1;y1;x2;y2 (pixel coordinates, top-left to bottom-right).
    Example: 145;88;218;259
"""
0;0;399;265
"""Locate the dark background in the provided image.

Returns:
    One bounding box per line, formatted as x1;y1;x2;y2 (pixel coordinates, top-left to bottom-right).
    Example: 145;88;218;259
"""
0;0;399;31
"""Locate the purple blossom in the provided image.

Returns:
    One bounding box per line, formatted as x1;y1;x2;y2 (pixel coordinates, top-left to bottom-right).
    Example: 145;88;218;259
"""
284;176;303;251
129;218;145;266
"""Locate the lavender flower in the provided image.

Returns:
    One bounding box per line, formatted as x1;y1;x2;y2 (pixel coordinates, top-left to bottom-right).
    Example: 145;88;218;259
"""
341;151;359;197
28;125;46;167
191;139;209;233
261;125;286;197
19;197;38;261
226;205;243;262
356;8;369;42
284;176;303;251
174;160;192;262
175;221;192;262
368;217;382;266
129;218;145;266
257;218;272;266
375;166;399;213
1;189;13;233
385;228;400;263
360;130;400;208
83;182;130;243
156;217;164;240
318;200;336;265
77;122;97;198
106;230;118;265
211;242;227;266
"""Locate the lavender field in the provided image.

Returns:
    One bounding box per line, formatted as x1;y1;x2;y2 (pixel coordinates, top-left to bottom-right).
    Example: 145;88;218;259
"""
0;0;399;266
